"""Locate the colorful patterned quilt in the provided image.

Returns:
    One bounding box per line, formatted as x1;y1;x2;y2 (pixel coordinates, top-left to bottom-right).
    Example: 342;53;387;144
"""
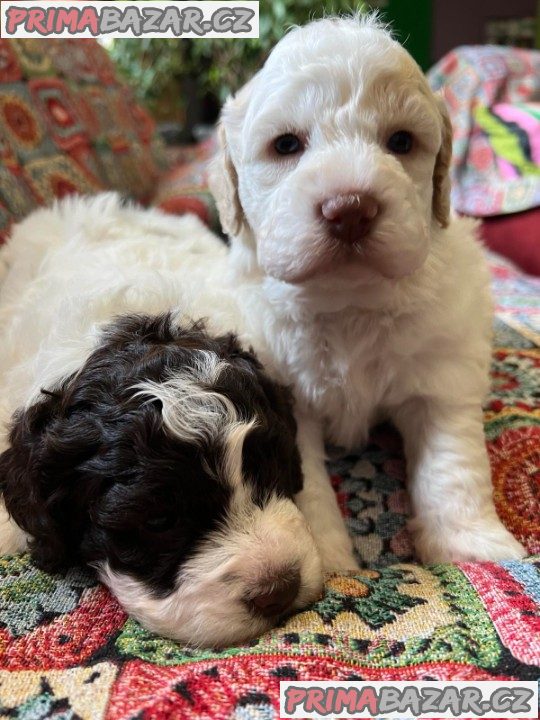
0;258;539;717
428;46;540;217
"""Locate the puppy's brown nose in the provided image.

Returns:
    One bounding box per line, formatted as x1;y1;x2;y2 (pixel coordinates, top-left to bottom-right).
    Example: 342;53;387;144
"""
248;570;300;618
320;193;379;243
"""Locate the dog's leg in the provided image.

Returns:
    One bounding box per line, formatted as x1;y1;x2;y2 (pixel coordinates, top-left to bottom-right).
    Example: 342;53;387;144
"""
394;398;526;563
294;415;360;573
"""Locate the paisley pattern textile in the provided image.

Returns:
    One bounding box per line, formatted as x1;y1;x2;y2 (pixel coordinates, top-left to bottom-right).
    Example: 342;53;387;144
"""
0;39;167;244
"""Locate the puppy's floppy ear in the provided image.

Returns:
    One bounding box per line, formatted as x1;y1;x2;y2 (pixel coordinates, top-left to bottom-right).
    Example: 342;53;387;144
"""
432;95;453;228
0;388;88;572
219;334;303;496
209;123;246;238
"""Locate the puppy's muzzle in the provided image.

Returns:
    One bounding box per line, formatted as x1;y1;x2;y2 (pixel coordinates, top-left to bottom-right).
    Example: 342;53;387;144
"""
246;567;301;618
320;193;380;244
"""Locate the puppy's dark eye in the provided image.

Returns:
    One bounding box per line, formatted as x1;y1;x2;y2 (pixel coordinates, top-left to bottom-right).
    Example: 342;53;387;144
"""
387;131;414;155
273;134;304;156
145;514;175;532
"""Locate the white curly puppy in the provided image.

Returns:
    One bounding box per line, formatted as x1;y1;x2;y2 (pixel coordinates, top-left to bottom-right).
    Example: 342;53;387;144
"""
208;14;526;565
0;14;524;588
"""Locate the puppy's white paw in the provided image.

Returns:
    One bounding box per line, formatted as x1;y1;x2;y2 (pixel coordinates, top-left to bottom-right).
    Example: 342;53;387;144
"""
318;533;361;573
411;515;527;564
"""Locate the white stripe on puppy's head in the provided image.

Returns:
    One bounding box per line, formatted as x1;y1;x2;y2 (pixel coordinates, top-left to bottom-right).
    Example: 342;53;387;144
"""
133;351;238;446
133;349;258;487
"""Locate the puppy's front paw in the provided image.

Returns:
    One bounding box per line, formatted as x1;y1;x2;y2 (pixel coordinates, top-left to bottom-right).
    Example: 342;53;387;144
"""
318;533;361;574
411;515;527;564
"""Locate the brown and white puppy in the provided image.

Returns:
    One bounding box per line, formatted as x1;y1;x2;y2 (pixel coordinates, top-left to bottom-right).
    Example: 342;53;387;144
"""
0;312;322;647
